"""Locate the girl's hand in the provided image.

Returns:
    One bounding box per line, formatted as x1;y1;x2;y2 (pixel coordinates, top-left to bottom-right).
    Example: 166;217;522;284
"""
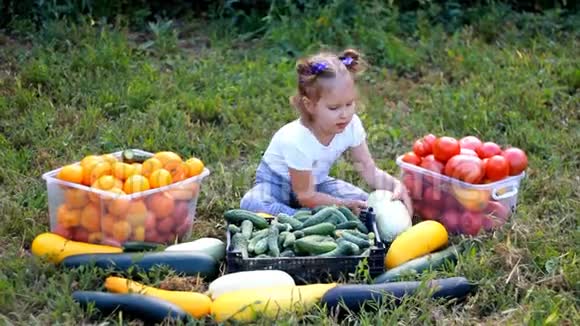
343;199;368;216
392;179;414;216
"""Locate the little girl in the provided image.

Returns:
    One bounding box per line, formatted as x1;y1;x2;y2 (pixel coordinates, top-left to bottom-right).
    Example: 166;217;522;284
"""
240;49;412;216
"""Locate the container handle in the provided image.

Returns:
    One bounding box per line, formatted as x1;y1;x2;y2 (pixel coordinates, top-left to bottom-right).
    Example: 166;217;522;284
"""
492;186;518;201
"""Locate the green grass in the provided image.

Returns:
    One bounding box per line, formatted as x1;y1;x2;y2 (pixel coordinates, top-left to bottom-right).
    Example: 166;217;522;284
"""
1;5;579;325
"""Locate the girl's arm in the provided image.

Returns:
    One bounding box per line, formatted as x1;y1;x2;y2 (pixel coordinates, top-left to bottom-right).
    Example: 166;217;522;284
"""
350;140;413;214
289;169;367;214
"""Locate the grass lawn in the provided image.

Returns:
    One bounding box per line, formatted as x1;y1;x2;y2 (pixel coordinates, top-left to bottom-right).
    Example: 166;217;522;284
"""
0;4;578;325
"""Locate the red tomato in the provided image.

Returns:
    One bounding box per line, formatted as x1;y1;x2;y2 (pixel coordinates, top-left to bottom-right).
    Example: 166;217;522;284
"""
459;211;483;236
444;154;485;184
419;155;445;174
476;142;502;159
443;194;461;210
54;225;73;238
459;136;483;151
402;151;422;165
482;201;510;231
423;134;437;147
73;228;89;242
440;210;460;233
423;186;443;207
420;206;441;221
460;148;478;157
502;147;528;175
433;136;460;162
402;173;423;199
484;155;510;181
413;139;431;157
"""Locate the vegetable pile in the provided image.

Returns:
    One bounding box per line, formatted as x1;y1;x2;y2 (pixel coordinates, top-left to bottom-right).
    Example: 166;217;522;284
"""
225;206;377;258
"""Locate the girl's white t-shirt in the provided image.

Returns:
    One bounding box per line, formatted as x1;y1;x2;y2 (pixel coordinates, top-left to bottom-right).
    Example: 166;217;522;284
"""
262;114;367;184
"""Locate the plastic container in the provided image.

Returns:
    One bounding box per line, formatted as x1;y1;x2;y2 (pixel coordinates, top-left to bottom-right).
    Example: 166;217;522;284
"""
225;209;387;285
396;155;525;235
42;149;210;246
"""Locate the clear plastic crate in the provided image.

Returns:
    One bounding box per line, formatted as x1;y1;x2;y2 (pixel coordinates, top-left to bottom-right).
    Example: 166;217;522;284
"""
42;149;210;246
396;155;525;235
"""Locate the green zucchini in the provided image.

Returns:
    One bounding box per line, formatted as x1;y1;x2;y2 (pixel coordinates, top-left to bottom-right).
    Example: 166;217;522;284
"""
301;222;336;236
302;207;336;228
223;209;269;229
122;241;164;252
283;232;296;248
373;245;460;283
340;232;371;249
277;213;304;230
336;221;360;230
228;224;240;234
294;237;337;255
121;149;151;164
338;206;359;221
72;291;189;323
232;233;249;259
62;252;218;279
240;220;254;239
254;238;269;255
267;226;280;257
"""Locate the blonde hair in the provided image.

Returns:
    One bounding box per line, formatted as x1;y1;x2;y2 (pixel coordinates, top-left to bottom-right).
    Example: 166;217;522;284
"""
290;49;367;121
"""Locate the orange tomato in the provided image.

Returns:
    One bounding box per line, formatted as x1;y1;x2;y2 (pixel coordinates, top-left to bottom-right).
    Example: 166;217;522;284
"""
89;162;112;185
164;160;188;183
57;165;84;184
56;205;81;228
184;157;204;177
126;200;148;227
141;158;163;178
112;220;132;242
154;151;182;166
149;169;172;188
64;188;89;208
112;162;137;180
148;192;175;219
123;175;150;194
80;203;101;232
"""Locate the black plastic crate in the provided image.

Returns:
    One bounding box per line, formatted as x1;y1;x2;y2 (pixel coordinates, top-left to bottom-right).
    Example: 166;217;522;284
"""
225;209;387;284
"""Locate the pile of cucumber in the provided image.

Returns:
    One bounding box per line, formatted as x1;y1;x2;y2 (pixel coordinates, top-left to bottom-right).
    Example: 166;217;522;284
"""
225;206;378;259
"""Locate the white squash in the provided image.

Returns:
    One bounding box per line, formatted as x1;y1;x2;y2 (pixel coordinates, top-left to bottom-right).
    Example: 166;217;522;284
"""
367;190;412;242
207;270;295;300
164;237;225;261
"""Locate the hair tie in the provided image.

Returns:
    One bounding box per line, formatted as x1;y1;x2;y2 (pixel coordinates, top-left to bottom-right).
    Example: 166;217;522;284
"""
310;62;327;75
340;56;353;66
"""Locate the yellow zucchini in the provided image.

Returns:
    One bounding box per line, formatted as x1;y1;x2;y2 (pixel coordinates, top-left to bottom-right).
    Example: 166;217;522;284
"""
31;232;122;264
385;220;448;269
210;283;336;322
105;276;211;318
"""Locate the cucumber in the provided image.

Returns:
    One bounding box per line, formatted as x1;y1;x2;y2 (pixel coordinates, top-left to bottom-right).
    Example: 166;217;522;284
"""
321;277;476;314
373;245;460;283
278;231;289;247
121;149;151;164
295;214;312;223
337;238;361;255
338;206;359;221
122;241;164;252
223;209;269;229
240;220;253;239
340;232;371;249
293;210;312;220
301;207;336;228
231;233;249;259
294;238;337;255
293;231;304;239
332;210;348;224
72;291;189;323
228;224;240;234
254;238;269;255
277;213;304;230
272;222;291;232
267;226;280;257
62;252;218;279
336;221;360;230
300;222;336;236
283;232;296;248
251;229;269;239
280;250;296;257
319;241;357;257
355;221;369;233
248;231;269;252
255;254;271;258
